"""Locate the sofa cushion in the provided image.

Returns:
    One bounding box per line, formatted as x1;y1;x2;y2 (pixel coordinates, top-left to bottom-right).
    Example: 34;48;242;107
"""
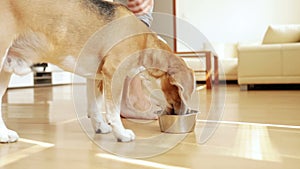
262;25;300;44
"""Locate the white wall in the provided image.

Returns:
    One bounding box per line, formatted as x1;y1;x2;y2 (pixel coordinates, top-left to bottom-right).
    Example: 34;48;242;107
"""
176;0;300;44
153;0;300;52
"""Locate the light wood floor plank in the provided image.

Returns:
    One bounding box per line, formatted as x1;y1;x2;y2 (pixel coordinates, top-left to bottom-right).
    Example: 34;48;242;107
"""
1;84;300;169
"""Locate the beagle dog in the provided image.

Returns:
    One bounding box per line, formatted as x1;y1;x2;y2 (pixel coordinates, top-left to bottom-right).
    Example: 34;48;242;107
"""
0;0;195;142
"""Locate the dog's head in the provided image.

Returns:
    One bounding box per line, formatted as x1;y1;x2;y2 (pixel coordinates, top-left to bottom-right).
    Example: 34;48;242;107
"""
138;42;195;115
163;54;195;115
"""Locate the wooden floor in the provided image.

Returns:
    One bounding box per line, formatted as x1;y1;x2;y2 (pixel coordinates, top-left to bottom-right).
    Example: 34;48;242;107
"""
1;84;300;169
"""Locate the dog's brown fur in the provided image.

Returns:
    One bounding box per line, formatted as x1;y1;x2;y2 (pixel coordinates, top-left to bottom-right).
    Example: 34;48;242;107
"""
0;0;195;142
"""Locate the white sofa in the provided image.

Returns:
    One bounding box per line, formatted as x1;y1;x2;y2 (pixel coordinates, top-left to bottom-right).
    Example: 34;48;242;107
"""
238;25;300;90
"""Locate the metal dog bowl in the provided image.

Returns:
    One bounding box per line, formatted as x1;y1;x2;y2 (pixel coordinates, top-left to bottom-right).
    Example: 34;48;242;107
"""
158;109;199;133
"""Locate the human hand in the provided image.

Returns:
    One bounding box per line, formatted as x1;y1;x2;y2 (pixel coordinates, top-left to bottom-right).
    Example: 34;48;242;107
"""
127;0;153;15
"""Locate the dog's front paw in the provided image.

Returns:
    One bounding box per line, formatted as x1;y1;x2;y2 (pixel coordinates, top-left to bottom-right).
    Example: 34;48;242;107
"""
96;123;112;134
0;129;19;143
90;117;112;134
113;129;135;142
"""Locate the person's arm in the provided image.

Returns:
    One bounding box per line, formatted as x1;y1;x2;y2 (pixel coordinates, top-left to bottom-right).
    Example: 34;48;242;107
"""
128;0;154;27
126;0;154;16
113;0;154;27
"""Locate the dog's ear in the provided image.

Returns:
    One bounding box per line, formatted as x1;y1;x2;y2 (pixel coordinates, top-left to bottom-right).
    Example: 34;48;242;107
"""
168;55;195;106
138;47;195;109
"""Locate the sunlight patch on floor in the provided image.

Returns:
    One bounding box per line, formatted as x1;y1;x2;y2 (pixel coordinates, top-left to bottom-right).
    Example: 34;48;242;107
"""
0;138;54;167
96;153;189;169
197;120;300;129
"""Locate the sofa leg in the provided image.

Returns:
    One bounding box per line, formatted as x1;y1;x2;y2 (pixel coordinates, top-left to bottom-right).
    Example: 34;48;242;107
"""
240;84;248;91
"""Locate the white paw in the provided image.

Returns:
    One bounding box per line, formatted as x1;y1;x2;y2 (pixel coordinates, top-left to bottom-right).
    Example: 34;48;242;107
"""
96;122;112;134
0;129;19;143
114;129;135;142
90;117;112;134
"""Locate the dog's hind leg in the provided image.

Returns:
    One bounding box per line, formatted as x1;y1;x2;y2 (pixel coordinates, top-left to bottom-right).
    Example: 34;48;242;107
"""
87;79;112;134
0;70;19;143
103;78;135;142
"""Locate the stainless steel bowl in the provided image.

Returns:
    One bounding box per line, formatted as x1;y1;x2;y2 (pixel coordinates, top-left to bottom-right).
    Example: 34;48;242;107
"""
158;110;199;133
